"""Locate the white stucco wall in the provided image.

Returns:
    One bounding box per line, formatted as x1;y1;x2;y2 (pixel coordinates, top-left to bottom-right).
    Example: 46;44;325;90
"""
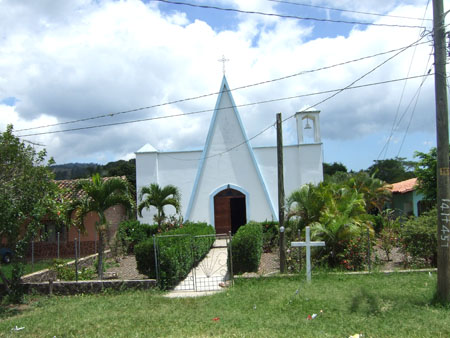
135;76;324;228
136;150;200;224
186;81;276;225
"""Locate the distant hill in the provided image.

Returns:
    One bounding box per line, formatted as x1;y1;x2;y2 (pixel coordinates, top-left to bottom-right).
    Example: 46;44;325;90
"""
50;159;136;189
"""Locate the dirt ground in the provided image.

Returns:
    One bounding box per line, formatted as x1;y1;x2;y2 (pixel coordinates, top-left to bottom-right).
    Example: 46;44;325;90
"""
104;245;406;280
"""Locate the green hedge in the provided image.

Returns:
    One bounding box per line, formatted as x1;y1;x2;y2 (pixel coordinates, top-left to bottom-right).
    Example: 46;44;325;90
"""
116;220;158;253
135;222;215;289
231;222;263;274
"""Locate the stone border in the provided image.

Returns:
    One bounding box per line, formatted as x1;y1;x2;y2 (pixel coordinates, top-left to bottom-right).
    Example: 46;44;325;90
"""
21;250;114;283
10;250;158;296
23;279;156;296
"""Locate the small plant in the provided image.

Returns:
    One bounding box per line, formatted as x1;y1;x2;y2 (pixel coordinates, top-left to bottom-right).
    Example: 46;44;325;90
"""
338;236;368;271
50;259;95;281
378;209;400;261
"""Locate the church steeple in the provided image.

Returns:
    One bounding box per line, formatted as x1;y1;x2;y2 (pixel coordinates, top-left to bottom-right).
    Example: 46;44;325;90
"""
184;76;276;224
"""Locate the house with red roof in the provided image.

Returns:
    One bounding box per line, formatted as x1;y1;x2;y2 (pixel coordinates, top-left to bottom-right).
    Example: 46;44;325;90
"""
388;178;429;217
32;176;131;259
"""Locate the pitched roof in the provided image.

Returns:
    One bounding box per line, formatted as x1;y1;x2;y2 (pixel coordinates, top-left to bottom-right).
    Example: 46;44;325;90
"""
55;176;128;200
389;178;418;194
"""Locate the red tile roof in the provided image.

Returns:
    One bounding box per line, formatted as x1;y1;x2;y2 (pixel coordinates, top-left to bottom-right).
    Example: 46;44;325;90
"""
389;178;417;194
54;176;128;201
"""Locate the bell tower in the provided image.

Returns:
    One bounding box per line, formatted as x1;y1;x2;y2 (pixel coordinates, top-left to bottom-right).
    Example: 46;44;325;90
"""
295;110;321;144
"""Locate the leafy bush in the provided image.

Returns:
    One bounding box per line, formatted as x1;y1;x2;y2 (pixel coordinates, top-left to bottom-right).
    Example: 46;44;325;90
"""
116;220;158;253
231;222;263;274
50;259;96;281
261;221;278;252
399;209;437;267
337;236;369;271
135;222;215;289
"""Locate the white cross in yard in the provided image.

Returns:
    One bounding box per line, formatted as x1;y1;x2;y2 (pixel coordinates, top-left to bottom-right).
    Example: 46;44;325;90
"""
291;226;325;282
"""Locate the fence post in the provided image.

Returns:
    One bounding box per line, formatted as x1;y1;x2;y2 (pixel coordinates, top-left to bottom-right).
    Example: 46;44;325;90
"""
31;237;35;272
367;227;371;273
78;229;81;258
228;231;234;286
57;232;60;259
298;229;301;272
74;238;78;282
280;226;286;273
153;235;159;287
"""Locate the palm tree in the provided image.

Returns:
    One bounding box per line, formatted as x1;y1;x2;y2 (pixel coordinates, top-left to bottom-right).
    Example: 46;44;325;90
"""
138;183;181;230
286;183;326;229
73;173;134;279
347;172;392;214
311;185;368;266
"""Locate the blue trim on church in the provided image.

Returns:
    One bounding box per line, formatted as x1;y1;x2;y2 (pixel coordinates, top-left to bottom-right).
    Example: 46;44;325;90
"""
185;75;277;223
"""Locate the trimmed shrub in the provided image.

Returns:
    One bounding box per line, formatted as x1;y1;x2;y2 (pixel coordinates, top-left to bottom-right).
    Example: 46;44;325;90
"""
399;209;437;267
231;222;263;274
116;220;158;253
135;222;215;289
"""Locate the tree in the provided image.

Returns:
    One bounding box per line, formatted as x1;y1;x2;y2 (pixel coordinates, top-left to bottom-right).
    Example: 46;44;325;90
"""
73;173;134;279
287;183;326;230
367;157;415;183
414;147;444;203
323;162;347;177
0;125;60;300
138;183;181;229
347;172;392;215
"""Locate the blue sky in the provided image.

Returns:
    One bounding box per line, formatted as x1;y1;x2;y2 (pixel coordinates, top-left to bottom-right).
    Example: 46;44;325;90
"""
0;0;442;171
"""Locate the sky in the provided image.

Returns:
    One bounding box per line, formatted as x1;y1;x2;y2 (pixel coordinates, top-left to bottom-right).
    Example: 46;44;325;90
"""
0;0;446;171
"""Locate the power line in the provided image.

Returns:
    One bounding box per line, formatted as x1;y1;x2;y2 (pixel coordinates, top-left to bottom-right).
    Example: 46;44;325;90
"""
167;32;429;162
266;0;433;21
14;40;430;133
17;74;432;139
152;0;427;29
378;0;431;160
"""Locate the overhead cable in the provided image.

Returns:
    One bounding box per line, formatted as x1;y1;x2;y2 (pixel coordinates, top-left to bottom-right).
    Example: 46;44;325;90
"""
152;0;427;29
14;40;430;133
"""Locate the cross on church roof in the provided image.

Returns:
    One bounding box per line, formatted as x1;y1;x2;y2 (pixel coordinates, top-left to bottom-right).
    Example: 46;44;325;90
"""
218;54;230;75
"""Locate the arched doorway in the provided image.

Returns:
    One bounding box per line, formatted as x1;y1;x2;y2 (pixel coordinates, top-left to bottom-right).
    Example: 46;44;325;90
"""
213;188;247;235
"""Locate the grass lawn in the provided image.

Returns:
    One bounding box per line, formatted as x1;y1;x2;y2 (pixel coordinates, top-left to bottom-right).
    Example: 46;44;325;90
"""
0;260;68;280
0;271;448;337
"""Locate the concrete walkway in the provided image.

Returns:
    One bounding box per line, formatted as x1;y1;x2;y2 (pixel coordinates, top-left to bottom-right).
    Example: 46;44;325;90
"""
166;238;231;298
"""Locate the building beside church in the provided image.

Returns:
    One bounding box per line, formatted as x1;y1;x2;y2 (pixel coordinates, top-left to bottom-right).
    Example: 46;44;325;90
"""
135;76;323;234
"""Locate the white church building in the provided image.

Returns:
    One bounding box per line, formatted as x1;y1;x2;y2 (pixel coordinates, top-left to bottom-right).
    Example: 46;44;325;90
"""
136;76;323;234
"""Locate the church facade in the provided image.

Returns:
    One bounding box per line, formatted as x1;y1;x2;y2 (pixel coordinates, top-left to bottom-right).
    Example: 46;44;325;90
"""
135;76;323;234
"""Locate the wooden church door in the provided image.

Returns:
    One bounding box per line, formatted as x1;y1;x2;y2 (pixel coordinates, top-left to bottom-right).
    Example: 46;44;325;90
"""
214;188;246;235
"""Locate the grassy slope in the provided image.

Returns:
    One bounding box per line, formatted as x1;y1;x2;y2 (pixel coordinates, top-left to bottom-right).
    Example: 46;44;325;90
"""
0;272;448;337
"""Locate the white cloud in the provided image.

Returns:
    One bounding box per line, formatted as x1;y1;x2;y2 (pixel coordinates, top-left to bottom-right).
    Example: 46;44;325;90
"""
0;0;442;168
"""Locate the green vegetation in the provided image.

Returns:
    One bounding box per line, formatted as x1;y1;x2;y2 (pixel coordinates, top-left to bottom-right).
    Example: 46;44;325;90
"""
231;222;263;274
414;147;442;203
0;125;69;301
51;159;136;189
1;260;69;281
135;222;215;289
137;183;181;230
367;157;415;184
71;173;135;279
399;209;437;267
0;272;447;337
115;220;158;254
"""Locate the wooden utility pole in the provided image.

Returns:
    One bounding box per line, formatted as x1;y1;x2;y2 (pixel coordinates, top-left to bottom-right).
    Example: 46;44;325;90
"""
433;0;450;302
277;113;286;273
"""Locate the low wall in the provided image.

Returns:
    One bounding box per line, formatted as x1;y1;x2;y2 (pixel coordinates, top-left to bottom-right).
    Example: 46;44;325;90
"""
21;250;113;283
24;279;156;295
